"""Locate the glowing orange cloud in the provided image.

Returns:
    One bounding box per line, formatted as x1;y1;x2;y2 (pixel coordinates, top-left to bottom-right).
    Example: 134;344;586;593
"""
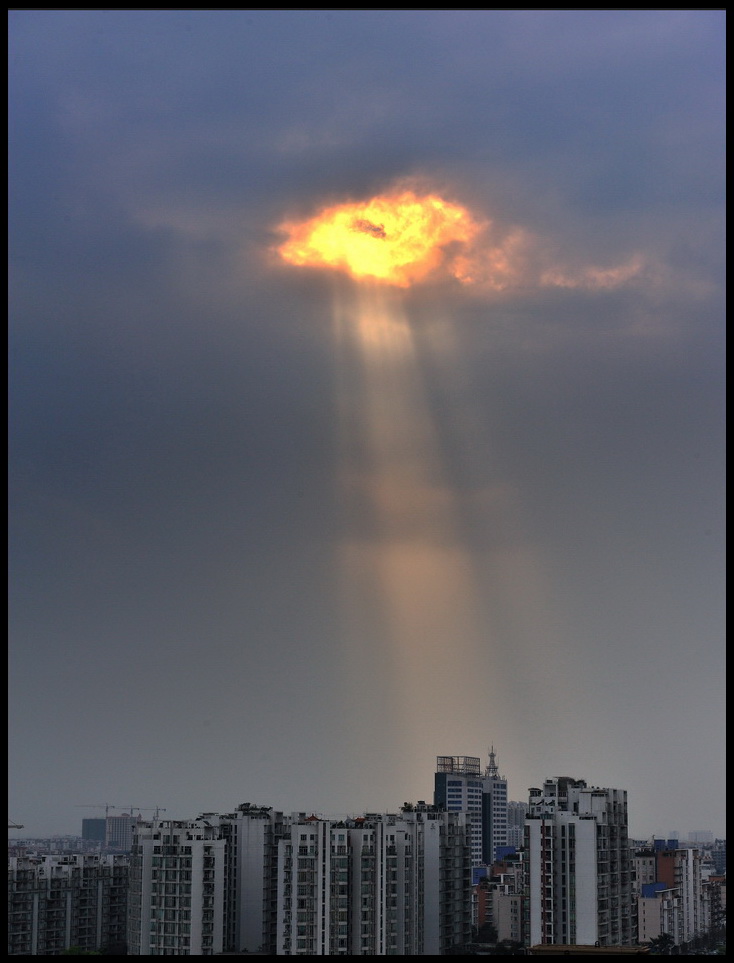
277;190;481;287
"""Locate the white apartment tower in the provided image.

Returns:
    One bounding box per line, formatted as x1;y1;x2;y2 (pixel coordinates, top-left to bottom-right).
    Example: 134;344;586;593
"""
524;777;635;947
434;748;508;867
127;818;228;955
276;806;471;955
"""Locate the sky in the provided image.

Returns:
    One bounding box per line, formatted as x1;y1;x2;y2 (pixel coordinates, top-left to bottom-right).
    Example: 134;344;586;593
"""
8;10;725;842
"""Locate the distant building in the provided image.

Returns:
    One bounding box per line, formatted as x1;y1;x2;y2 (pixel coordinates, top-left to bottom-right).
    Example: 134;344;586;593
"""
507;800;528;849
8;853;128;955
524;777;635;947
434;747;508;867
711;841;726;875
106;812;138;852
81;817;106;844
688;830;714;845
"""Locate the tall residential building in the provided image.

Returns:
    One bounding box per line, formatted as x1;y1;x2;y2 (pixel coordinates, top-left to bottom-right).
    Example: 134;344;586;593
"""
655;847;703;944
8;853;129;956
433;748;508;867
487;855;525;944
524;776;635;947
81;818;106;845
128;803;472;956
632;844;707;950
506;801;528;850
128;816;230;956
277;806;471;955
637;884;683;946
194;803;287;954
106;812;138;852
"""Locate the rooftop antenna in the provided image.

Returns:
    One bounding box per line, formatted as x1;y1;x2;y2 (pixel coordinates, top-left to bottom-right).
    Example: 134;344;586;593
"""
486;745;499;778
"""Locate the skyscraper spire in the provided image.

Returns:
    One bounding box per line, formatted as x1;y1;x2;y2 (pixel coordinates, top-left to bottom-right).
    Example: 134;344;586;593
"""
487;745;498;777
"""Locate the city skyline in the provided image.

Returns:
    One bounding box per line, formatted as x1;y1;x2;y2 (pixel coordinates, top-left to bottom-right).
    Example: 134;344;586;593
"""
9;10;725;841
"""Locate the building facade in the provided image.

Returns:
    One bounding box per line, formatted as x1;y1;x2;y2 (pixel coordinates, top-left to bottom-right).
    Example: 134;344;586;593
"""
128;803;472;955
276;806;471;955
106;813;138;852
434;749;508;867
8;853;128;956
655;847;702;945
81;818;106;845
507;801;528;851
524;777;635;947
127;817;229;955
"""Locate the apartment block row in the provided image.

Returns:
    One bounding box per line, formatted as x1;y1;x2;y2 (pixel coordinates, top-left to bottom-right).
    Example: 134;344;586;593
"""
7;853;128;956
8;755;724;955
127;803;471;956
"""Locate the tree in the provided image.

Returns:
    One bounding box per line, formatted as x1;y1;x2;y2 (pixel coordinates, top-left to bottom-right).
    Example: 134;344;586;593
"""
476;921;499;944
648;932;675;954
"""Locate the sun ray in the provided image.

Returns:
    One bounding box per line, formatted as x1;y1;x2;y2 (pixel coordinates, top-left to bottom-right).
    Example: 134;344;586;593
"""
277;188;569;794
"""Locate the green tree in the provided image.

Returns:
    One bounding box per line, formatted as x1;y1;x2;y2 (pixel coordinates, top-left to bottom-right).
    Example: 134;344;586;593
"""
476;921;499;944
648;932;675;954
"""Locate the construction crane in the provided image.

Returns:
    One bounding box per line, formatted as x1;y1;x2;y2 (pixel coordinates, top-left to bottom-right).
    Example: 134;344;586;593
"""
9;820;24;829
76;804;167;821
76;804;118;817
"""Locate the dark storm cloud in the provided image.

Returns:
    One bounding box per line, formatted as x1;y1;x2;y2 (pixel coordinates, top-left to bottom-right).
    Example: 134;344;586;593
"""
9;10;725;838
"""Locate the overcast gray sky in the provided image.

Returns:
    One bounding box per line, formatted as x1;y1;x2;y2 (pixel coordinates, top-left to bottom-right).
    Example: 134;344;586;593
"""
9;10;725;841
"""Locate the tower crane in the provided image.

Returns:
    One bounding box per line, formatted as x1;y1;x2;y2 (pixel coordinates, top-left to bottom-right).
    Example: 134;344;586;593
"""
75;804;167;820
76;804;118;818
9;819;24;829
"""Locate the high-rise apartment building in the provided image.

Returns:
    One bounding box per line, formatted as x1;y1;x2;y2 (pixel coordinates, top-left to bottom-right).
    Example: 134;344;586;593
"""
434;748;508;867
524;776;635;947
655;847;703;944
637;883;683;946
106;812;138;852
128;803;472;955
277;806;470;955
128;816;228;956
81;817;106;845
8;853;129;956
506;800;528;850
486;855;525;944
